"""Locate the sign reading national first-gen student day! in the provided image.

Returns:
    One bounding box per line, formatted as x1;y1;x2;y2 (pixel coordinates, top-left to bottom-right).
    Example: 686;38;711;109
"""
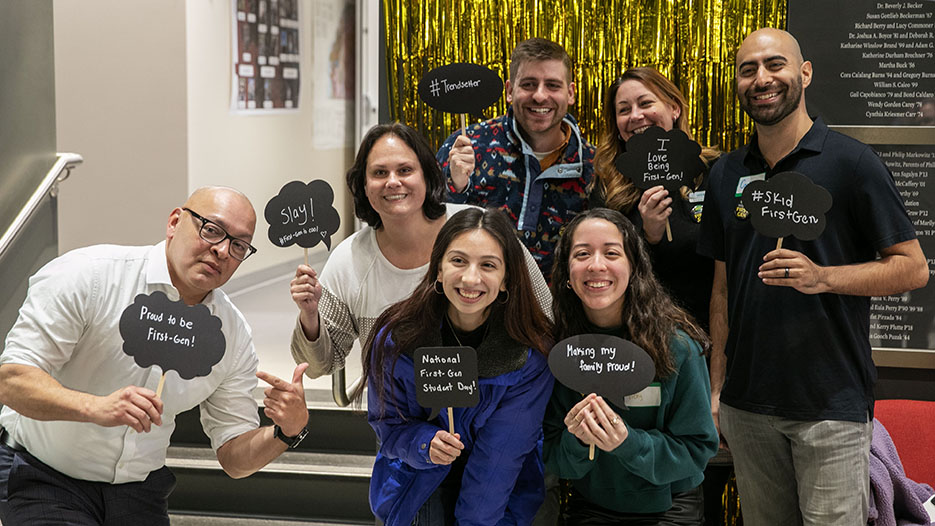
414;346;479;423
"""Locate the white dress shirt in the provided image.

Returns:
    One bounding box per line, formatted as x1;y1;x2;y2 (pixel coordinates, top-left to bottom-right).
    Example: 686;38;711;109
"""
0;242;260;483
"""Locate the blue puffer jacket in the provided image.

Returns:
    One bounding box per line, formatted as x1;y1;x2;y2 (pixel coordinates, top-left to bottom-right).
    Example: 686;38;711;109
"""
367;323;554;526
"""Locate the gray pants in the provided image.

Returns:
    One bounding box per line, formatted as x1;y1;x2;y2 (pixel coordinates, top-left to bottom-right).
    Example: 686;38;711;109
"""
720;403;871;526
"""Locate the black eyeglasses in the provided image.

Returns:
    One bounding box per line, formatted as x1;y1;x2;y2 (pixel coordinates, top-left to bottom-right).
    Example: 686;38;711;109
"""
182;208;257;261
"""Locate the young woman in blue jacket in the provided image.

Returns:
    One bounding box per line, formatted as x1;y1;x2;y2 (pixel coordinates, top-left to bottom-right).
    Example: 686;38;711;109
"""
544;208;718;525
359;207;554;525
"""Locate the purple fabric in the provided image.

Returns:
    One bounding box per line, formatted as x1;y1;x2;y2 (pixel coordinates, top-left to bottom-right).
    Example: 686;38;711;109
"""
868;419;935;526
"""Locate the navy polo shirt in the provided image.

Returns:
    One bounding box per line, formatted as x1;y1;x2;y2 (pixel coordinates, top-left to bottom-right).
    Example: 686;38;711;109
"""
697;118;917;422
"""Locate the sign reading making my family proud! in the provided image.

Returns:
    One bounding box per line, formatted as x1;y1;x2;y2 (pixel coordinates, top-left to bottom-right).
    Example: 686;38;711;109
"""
548;334;655;408
418;63;503;134
264;180;341;263
414;346;479;435
614;126;706;241
119;291;226;398
741;171;833;250
549;334;654;460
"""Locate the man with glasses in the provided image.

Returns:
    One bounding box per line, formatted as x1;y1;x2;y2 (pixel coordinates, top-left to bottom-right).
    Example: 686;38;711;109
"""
0;187;311;525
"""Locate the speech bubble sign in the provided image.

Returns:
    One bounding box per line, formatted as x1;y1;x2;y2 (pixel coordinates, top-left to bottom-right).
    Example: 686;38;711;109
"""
118;291;226;380
417;63;503;115
741;171;832;241
414;346;479;420
614;126;706;192
548;334;654;408
264;180;341;250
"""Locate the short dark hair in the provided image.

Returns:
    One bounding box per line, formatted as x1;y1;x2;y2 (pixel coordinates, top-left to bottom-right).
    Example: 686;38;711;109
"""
345;123;446;228
509;38;572;83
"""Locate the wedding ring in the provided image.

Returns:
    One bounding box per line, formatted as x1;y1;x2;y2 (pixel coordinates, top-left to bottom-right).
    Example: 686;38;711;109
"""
610;416;619;425
784;267;790;278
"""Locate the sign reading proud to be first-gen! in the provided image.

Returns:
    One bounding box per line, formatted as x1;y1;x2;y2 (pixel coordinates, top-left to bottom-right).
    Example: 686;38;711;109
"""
118;291;226;380
414;346;479;420
548;334;654;409
417;63;503;115
741;171;832;241
264;180;341;250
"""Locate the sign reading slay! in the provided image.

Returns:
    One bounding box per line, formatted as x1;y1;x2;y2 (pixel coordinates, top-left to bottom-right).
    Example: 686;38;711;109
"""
548;334;654;408
264;180;341;250
414;346;479;419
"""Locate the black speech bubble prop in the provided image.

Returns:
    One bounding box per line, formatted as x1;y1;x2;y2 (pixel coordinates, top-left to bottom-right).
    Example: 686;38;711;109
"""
119;291;226;382
414;346;479;423
417;63;503;115
264;180;341;250
614;126;706;192
741;171;832;242
548;334;654;409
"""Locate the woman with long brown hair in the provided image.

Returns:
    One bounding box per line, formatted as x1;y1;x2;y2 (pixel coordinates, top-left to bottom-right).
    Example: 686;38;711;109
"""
544;208;718;525
592;68;719;329
361;207;554;526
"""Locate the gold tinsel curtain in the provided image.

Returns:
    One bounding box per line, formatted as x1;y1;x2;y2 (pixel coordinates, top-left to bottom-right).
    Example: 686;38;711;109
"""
383;0;786;152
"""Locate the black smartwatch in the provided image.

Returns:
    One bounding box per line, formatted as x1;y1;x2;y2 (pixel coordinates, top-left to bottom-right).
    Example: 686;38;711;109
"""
273;424;308;449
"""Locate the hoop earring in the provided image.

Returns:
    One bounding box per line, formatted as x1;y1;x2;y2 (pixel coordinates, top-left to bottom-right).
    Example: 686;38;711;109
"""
565;280;572;289
434;280;444;295
497;289;510;304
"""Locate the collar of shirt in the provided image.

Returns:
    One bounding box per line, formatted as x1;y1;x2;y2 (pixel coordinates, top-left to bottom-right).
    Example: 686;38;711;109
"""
743;117;829;175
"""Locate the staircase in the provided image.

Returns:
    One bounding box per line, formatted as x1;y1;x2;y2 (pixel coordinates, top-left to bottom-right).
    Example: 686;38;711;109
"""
167;389;375;524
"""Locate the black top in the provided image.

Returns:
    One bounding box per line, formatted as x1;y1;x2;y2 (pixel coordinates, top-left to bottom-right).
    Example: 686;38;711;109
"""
697;118;917;422
592;161;714;331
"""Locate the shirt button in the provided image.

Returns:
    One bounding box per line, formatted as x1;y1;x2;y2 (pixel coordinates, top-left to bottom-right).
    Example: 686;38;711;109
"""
420;443;426;450
544;183;550;189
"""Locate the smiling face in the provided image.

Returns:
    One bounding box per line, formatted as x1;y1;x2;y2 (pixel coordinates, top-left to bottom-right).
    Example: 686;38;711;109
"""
438;229;507;332
735;28;811;126
614;79;680;141
505;58;576;149
364;134;427;223
166;188;256;305
567;218;632;328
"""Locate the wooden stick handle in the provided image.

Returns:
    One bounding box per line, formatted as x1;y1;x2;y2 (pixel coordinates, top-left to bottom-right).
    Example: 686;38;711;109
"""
155;373;167;399
304;247;309;267
460;114;467;136
776;237;784;250
589;444;595;460
447;407;455;434
665;219;672;242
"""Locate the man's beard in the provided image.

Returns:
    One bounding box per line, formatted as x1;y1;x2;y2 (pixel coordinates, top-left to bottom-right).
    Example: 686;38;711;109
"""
739;74;803;126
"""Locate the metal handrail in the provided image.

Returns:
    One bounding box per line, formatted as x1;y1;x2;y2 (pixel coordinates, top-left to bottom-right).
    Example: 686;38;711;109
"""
0;152;83;261
332;366;362;407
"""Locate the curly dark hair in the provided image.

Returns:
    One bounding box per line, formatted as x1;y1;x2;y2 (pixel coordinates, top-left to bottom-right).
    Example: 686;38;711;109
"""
550;208;709;378
355;207;553;410
346;122;446;229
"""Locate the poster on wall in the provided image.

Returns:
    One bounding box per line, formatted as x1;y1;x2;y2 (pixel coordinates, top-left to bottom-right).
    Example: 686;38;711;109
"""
231;0;301;113
788;0;934;126
790;0;935;355
310;0;355;149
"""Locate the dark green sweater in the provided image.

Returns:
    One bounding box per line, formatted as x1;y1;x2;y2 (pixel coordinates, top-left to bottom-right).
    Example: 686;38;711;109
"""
543;330;718;513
